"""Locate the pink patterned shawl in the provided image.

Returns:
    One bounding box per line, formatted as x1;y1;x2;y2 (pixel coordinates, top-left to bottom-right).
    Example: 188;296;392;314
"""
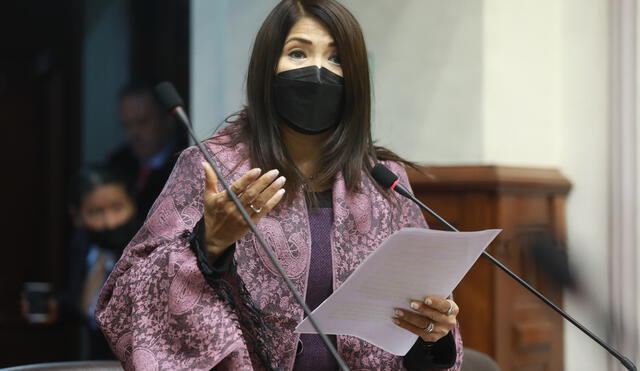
95;134;463;371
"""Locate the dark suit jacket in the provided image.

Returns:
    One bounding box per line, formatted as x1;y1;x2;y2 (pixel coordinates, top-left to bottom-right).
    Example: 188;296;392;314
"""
107;142;184;217
58;229;122;359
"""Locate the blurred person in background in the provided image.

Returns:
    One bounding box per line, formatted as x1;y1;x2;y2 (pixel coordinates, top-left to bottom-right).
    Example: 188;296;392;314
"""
23;165;139;360
65;165;140;359
108;82;188;217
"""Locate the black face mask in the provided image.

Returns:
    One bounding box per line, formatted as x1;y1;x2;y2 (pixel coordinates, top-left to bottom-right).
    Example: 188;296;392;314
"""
273;66;345;135
87;216;140;252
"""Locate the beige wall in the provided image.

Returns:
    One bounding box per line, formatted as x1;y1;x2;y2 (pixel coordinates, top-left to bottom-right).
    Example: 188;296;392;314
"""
482;0;563;167
558;1;610;369
342;0;484;164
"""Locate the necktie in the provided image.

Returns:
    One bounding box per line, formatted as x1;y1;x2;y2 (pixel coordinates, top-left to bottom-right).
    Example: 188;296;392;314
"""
80;252;106;314
135;166;152;191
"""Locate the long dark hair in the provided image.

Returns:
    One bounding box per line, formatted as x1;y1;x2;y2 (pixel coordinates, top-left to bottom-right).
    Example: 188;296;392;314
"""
220;0;412;203
211;2;415;369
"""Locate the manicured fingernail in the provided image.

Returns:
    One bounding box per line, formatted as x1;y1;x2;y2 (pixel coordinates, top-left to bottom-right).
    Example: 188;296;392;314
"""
201;162;207;167
424;298;433;306
395;309;403;317
265;169;279;177
277;188;286;195
275;176;286;186
411;302;420;310
250;168;261;176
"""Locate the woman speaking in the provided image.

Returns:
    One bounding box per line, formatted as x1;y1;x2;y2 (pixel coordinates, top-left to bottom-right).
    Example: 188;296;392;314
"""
96;1;463;370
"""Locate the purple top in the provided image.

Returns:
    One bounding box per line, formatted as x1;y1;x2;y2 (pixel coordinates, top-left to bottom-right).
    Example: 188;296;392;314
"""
290;195;458;370
293;197;337;370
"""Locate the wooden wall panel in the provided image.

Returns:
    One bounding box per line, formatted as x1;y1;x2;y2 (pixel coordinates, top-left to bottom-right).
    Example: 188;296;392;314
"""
409;166;571;371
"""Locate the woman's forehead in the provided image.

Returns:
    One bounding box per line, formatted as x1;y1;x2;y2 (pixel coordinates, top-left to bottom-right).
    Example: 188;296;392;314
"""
286;16;334;45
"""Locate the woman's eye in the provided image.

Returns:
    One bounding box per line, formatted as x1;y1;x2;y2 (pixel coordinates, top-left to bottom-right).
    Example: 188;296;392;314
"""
329;53;341;66
288;50;306;60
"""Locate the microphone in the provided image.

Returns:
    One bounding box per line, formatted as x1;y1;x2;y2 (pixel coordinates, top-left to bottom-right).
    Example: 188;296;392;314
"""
371;163;637;371
155;81;192;128
154;82;349;371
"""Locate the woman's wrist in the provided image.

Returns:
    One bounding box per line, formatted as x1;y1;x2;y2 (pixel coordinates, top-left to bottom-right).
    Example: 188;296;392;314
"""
204;241;228;265
203;220;232;264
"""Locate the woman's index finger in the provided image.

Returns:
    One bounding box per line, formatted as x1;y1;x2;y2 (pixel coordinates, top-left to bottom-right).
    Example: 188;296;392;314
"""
228;168;262;195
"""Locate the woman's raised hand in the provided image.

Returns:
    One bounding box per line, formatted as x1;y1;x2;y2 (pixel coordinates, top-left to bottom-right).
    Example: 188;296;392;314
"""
393;296;459;343
202;162;286;263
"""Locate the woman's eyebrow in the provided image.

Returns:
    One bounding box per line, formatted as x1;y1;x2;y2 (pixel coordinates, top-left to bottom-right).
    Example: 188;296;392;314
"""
285;37;312;45
285;37;336;47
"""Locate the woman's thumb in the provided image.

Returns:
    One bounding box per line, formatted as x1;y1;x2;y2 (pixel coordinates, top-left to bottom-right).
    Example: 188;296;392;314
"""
202;162;219;194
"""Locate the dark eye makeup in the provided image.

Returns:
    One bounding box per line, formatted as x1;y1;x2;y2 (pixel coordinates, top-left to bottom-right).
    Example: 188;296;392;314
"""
329;53;340;66
288;49;306;60
284;47;342;68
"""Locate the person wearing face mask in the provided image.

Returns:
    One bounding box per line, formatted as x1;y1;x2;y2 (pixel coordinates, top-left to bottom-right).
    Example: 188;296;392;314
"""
64;165;139;359
96;1;463;370
22;166;138;360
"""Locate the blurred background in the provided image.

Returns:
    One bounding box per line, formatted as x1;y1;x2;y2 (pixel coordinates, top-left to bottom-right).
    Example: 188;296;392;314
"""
1;0;638;370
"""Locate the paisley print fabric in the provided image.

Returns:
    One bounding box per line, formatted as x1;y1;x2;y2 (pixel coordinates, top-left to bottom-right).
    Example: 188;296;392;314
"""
95;130;463;370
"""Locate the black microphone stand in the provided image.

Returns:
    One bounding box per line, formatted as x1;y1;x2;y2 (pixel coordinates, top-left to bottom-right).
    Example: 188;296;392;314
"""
398;182;637;371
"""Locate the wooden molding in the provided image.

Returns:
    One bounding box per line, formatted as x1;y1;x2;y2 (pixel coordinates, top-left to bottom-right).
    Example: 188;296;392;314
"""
408;165;572;195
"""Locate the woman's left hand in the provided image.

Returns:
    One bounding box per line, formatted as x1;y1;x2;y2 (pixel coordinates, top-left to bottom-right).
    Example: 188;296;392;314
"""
393;296;459;342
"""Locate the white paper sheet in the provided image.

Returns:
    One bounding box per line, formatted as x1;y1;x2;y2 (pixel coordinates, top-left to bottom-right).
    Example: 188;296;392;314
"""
294;227;501;355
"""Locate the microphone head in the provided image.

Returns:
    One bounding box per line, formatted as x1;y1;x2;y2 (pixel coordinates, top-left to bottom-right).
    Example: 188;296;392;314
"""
154;81;184;112
371;163;398;189
530;237;577;290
